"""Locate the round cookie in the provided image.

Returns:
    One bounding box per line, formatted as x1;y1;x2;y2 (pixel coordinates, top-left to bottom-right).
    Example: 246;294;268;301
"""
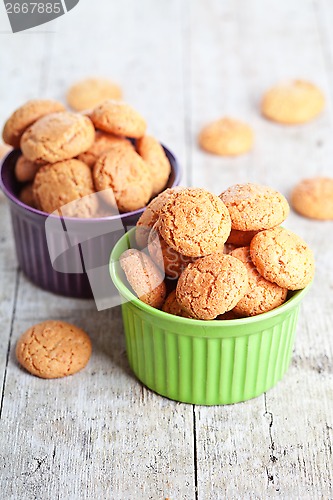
93;146;152;213
176;252;248;320
261;80;325;125
135;187;184;248
120;248;166;309
2;99;65;148
291;177;333;220
250;227;315;290
90;100;146;139
162;290;194;318
158;188;231;257
19;183;37;209
148;223;194;279
15;155;39;182
220;183;289;231
136;135;171;196
66;77;122;111
198;117;254;156
33;159;97;217
231;246;288;317
21;112;95;164
226;228;259;247
15;320;92;379
77;130;133;168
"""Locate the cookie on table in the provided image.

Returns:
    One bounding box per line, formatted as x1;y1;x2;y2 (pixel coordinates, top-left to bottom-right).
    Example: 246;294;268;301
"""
220;183;289;231
261;80;325;125
2;99;65;149
176;253;248;320
158;188;231;257
162;290;194;318
21;112;95;165
198;117;254;156
90;100;146;139
135;187;183;249
67;77;122;111
16;320;92;379
77;130;133;168
33;159;97;217
226;228;259;247
15;155;40;182
291;177;333;220
19;183;38;209
231;246;288;317
120;249;166;309
93;146;152;213
136;135;171;197
148;222;194;279
250;227;315;290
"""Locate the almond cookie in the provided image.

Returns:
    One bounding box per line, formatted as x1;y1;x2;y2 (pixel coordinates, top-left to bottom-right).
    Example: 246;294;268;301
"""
162;290;194;318
226;228;259;247
231;246;288;317
261;80;325;124
33;159;97;217
90;100;146;139
21;112;95;164
120;249;166;308
15;155;39;182
2;99;65;148
135;187;184;248
19;183;37;209
176;252;248;320
158;188;231;257
16;320;92;379
148;223;193;279
93;146;152;212
291;177;333;220
220;183;289;231
250;227;315;290
136;135;171;196
67;77;122;111
77;130;133;168
198;117;254;156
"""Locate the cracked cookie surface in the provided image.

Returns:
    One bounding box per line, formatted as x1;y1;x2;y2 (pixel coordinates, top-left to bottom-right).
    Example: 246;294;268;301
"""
136;135;171;196
90;100;146;138
78;130;133;168
162;290;194;318
15;320;92;379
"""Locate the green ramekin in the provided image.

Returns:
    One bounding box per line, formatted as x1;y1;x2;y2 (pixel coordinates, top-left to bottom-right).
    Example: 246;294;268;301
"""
109;229;311;405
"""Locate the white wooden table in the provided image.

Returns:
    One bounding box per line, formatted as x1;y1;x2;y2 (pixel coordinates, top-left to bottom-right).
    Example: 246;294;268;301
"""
0;1;333;498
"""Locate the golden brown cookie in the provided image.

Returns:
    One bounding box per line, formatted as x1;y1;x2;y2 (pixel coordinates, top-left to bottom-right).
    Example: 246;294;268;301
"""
33;159;97;217
2;99;65;149
93;146;152;213
231;246;288;317
148;223;194;279
291;177;333;220
66;77;122;111
19;183;37;209
77;130;133;168
220;183;289;231
162;290;194;318
21;112;95;164
158;188;231;257
120;249;166;308
226;228;259;247
176;252;248;320
261;80;325;124
15;320;92;379
216;310;240;320
198;117;254;156
90;100;146;139
135;187;183;248
15;155;39;182
0;143;12;160
136;135;171;196
250;227;315;290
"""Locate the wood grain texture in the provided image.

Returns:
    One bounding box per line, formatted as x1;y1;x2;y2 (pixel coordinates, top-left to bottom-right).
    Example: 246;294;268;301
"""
0;0;333;498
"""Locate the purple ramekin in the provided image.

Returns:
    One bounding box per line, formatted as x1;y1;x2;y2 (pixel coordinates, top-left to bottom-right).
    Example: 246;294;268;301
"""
0;147;181;300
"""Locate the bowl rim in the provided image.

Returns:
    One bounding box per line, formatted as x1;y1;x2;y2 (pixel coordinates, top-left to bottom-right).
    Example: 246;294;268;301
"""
0;145;181;222
109;228;312;328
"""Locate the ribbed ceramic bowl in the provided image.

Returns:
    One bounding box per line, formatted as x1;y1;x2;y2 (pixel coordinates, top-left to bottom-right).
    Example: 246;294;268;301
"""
0;147;180;298
110;229;311;405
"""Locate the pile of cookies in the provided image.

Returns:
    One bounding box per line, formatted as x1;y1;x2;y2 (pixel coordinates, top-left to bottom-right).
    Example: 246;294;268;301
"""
2;98;171;217
120;184;314;320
